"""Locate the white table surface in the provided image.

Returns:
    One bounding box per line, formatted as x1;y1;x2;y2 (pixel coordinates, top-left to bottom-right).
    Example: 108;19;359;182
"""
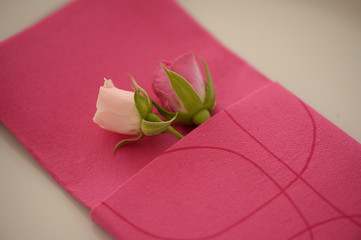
1;0;360;239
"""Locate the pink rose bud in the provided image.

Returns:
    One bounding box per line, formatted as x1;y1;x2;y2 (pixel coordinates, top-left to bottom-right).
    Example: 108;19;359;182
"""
152;52;215;125
93;78;141;135
153;52;205;112
93;77;183;153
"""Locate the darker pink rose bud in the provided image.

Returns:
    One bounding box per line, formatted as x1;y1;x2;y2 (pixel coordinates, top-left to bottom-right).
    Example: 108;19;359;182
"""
152;52;215;125
153;52;206;112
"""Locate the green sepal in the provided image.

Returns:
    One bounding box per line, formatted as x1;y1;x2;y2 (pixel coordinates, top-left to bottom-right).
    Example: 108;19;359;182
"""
130;75;153;119
161;64;203;115
151;100;176;119
141;113;177;136
145;112;163;122
130;75;151;104
200;57;216;111
134;92;151;119
152;100;194;125
113;133;144;154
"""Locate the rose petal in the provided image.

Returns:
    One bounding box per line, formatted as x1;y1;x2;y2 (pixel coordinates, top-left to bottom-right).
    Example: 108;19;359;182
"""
171;52;205;101
93;111;141;135
93;79;141;135
152;61;187;112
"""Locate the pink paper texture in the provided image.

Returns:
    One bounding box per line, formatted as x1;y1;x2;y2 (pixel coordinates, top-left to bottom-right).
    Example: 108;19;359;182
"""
92;83;361;239
1;0;360;239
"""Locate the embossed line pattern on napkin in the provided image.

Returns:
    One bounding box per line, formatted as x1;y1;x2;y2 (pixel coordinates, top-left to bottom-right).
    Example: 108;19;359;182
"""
92;83;361;240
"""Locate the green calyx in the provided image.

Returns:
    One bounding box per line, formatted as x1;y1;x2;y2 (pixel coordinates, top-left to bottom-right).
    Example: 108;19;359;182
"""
131;75;153;119
156;57;215;125
200;57;216;111
192;109;211;125
141;113;178;136
113;77;184;153
131;77;183;137
161;65;204;115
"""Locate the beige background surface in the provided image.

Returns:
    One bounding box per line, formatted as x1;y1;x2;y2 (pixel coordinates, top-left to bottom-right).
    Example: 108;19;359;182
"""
0;0;360;239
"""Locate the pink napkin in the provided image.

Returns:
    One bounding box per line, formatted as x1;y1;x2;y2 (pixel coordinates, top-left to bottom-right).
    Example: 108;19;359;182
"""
1;0;360;239
0;0;269;208
92;83;361;239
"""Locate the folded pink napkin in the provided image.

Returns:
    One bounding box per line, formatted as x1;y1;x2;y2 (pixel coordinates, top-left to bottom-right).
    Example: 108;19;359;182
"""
0;0;269;208
0;0;360;239
92;83;361;239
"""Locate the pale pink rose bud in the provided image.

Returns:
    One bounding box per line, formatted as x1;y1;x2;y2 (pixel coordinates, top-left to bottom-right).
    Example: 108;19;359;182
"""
152;52;206;113
93;78;141;135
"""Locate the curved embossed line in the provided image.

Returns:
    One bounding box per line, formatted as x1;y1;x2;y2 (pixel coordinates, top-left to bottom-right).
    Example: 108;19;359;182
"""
165;146;314;240
224;101;316;237
223;98;315;179
225;101;361;229
102;146;313;240
103;177;302;240
286;215;361;240
223;99;317;239
298;100;316;176
102;179;361;240
102;98;318;240
103;201;175;240
99;99;359;239
224;102;316;236
103;193;281;240
300;179;361;228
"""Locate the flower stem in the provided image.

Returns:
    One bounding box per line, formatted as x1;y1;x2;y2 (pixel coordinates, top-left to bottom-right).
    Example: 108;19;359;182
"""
168;126;184;139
